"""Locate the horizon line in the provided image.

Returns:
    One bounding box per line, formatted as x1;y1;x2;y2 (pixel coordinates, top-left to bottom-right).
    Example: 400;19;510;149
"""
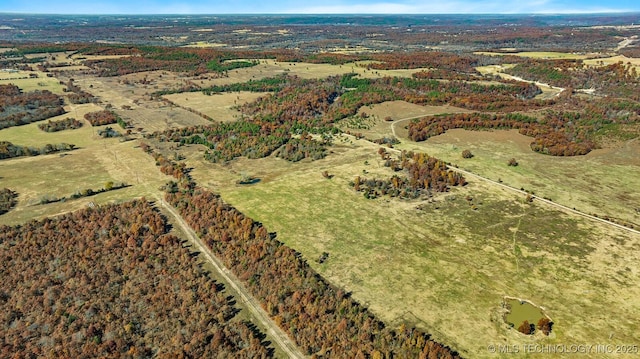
1;11;639;16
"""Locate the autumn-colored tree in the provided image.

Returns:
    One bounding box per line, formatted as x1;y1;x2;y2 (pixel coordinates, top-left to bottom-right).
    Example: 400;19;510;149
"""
537;317;553;335
518;320;534;335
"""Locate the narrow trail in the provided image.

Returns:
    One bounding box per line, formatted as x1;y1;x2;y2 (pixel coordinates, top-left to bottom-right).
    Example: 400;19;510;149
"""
390;114;435;138
156;197;307;359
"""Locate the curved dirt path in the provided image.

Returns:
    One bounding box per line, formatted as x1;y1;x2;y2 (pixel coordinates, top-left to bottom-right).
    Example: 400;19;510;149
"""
157;197;308;359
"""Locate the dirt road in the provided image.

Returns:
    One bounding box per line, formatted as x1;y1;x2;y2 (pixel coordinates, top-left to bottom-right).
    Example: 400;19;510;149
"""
157;197;307;359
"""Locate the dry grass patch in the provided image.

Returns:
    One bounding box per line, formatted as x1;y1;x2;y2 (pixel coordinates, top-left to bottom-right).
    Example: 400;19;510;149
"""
163;91;268;121
584;55;640;74
0;102;168;225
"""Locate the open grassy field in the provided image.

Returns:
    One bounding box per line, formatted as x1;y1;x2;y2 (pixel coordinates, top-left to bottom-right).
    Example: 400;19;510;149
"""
179;133;640;358
0;70;66;94
163;91;269;121
395;128;640;228
337;101;472;140
584;55;640;74
0;103;169;226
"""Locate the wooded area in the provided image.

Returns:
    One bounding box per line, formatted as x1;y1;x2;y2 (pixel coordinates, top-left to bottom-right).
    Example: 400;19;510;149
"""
0;200;274;358
0;84;65;130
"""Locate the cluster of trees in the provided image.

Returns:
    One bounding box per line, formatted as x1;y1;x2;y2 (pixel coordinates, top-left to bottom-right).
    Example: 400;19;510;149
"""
354;149;466;199
97;127;121;138
0;200;274;358
151;71;550;165
164;185;460;358
84;110;119;126
146;119;328;164
0;188;18;215
64;79;97;104
408;112;597;156
516;318;553;336
37;117;83;132
274;134;328;162
0;141;76;160
0;84;66;130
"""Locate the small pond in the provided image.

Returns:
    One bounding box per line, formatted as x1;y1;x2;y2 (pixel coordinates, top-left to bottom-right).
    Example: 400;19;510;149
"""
504;297;552;335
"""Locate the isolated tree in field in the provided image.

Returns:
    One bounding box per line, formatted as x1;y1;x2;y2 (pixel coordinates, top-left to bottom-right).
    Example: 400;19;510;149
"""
508;158;518;166
461;149;474;158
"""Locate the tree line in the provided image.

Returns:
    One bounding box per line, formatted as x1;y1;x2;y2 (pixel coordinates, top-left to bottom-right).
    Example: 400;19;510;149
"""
408;112;599;156
145;143;461;358
0;141;76;160
38;117;83;132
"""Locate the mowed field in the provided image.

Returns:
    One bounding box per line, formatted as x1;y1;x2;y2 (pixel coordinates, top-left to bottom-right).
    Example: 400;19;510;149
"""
182;133;640;358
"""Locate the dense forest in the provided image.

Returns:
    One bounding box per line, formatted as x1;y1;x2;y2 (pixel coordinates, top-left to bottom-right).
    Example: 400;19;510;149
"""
38;117;83;132
0;200;273;358
0;84;65;130
0;188;18;215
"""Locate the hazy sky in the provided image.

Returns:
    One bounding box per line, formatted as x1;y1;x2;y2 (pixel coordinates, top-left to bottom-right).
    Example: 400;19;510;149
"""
1;0;638;14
